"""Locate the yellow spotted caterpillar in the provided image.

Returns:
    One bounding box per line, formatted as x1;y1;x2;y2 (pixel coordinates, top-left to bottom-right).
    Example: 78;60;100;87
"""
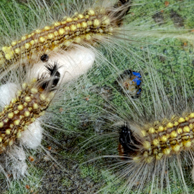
119;113;194;161
0;64;59;154
115;112;194;194
0;0;131;75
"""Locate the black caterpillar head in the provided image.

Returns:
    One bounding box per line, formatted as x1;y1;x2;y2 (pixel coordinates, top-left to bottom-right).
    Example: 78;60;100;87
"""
38;63;61;91
119;125;139;159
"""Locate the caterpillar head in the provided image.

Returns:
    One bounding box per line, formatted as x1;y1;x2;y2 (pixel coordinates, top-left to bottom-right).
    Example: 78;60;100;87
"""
118;124;142;160
38;63;60;92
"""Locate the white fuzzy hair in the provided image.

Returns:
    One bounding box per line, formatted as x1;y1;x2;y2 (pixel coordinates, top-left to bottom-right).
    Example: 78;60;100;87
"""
28;45;95;84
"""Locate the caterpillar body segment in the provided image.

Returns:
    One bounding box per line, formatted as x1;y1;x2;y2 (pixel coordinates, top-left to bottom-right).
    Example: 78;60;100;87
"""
119;112;194;163
0;64;60;154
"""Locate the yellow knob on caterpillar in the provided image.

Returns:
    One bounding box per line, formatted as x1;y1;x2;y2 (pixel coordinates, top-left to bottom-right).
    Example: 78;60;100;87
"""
178;117;185;123
22;83;27;89
88;9;95;16
44;26;50;30
17;132;22;138
161;135;168;142
189;124;193;129
152;139;159;146
170;131;177;138
11;41;17;46
146;156;153;163
21;35;27;41
166;122;173;128
156;153;163;160
143;151;148;157
31;88;38;94
163;148;171;155
59;28;65;35
177;128;183;134
5;129;11;135
189;113;194;118
66;17;72;22
143;141;151;150
8;112;14;119
11;98;16;103
132;156;141;162
33;103;39;109
183;126;190;133
93;19;100;27
25;96;31;102
40;94;46;101
25;43;30;49
172;144;180;152
158;126;164;132
18;105;24;110
0;122;3;128
9;140;14;146
14;120;20;126
148;127;155;134
24;111;30;117
183;140;191;148
141;130;146;137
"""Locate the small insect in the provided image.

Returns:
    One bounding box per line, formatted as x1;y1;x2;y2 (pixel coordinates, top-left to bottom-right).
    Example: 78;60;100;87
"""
28;156;34;162
115;70;142;98
25;185;30;190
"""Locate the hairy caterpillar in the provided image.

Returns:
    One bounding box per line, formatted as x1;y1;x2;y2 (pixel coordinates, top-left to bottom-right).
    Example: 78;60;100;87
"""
0;47;96;194
77;40;194;193
0;65;60;191
1;0;193;78
0;0;132;77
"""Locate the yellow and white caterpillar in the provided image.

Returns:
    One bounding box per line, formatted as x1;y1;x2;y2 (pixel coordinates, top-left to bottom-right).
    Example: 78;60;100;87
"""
0;63;60;180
